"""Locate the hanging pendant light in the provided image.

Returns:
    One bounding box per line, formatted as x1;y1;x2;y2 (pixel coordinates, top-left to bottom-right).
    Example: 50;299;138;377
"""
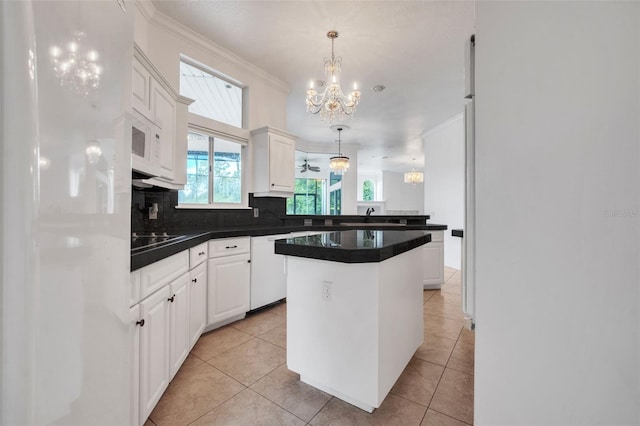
404;158;424;185
329;127;350;175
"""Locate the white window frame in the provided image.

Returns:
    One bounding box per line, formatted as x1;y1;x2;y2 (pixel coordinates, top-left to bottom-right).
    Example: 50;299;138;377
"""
177;114;250;210
179;56;247;129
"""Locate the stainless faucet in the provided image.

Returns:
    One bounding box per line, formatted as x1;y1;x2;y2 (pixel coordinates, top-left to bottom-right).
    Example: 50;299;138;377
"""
366;207;375;216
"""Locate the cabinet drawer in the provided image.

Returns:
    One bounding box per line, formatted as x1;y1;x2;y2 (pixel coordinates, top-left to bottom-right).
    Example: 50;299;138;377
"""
140;250;189;300
429;230;444;242
208;237;250;258
190;242;208;268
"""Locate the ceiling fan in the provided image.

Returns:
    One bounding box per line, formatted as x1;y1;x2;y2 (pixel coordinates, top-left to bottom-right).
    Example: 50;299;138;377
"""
299;159;320;173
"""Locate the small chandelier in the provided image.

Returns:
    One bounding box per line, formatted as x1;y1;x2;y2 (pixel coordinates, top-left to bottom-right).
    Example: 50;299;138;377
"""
49;31;102;96
306;31;361;122
329;127;350;175
404;158;424;185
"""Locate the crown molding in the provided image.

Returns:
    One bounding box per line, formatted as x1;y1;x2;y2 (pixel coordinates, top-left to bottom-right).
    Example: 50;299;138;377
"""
136;0;290;94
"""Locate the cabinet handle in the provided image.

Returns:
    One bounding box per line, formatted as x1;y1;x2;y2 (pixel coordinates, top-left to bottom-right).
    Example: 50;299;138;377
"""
192;278;197;283
136;319;145;327
199;251;205;256
225;245;238;249
271;183;275;186
247;259;251;263
168;295;175;303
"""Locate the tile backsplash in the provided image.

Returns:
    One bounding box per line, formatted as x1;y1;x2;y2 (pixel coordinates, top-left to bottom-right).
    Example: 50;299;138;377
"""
131;188;287;234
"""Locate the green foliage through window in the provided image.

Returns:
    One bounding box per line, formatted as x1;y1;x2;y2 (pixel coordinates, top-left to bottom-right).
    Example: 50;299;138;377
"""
286;179;325;214
363;180;374;201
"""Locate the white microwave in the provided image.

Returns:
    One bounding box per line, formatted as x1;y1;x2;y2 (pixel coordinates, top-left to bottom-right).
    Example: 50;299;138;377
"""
131;111;161;177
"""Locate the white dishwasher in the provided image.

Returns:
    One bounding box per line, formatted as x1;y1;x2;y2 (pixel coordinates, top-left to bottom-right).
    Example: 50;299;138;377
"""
250;233;291;310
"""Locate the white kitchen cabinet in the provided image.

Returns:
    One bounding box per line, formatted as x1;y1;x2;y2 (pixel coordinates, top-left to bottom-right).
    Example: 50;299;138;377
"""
168;272;190;380
151;80;176;181
132;44;193;189
130;305;141;426
423;230;445;289
250;126;296;196
207;237;251;328
132;57;153;121
189;262;207;349
138;285;170;425
250;233;290;310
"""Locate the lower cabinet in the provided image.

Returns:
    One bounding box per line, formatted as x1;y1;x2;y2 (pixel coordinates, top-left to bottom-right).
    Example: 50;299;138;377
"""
138;285;171;425
423;231;445;289
131;248;209;426
189;262;207;349
168;273;190;380
207;253;251;326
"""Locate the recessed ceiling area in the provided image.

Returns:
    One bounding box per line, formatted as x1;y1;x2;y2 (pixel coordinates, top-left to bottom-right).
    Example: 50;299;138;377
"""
152;1;475;173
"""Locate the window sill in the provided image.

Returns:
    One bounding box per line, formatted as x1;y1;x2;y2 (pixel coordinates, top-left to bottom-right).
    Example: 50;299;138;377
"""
176;203;251;210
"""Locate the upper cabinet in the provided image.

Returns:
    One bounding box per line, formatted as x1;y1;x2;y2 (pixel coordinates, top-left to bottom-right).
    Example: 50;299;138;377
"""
251;126;296;197
132;45;193;189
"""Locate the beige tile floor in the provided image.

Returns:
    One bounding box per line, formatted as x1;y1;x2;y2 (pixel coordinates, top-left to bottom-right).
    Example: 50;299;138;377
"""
146;267;474;426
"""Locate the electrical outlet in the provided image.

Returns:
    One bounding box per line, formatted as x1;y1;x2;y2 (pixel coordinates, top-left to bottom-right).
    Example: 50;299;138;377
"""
253;208;259;218
322;281;332;302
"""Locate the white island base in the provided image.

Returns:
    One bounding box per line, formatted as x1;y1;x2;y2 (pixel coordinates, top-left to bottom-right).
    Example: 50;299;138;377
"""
285;247;424;413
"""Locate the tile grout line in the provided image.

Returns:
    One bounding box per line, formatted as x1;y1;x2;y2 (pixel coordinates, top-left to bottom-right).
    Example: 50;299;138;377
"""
428;407;473;426
306;396;334;425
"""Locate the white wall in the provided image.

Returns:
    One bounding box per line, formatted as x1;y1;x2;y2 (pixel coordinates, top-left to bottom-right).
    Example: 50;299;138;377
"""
475;2;640;425
423;115;464;269
382;171;424;215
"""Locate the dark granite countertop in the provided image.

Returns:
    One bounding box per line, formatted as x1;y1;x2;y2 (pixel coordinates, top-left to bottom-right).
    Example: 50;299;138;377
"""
131;223;447;271
273;230;431;263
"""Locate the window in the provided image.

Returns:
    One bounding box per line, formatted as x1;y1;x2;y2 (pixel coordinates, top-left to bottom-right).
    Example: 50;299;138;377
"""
363;180;375;201
178;131;245;206
179;60;243;128
286;178;325;215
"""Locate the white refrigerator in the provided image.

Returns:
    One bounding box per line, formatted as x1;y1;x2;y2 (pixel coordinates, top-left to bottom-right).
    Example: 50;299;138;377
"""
1;1;133;424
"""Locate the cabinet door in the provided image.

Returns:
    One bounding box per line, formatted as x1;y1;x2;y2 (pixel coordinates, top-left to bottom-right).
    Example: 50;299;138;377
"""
139;286;170;425
132;58;152;120
130;305;141;426
151;80;176;181
169;272;190;380
268;134;295;192
423;242;445;288
207;254;250;325
189;262;207;349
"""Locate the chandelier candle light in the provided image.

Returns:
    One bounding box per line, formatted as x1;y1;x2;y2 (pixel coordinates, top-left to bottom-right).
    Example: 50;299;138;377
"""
306;31;361;122
329;127;350;175
404;158;424;185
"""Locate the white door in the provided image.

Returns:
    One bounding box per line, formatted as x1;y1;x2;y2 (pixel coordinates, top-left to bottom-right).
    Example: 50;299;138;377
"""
139;286;170;425
207;254;250;325
169;272;190;379
189;262;207;349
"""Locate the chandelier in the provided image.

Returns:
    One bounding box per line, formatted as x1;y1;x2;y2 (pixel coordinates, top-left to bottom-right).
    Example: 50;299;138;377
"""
306;31;361;122
329;127;350;175
404;158;424;185
49;31;102;96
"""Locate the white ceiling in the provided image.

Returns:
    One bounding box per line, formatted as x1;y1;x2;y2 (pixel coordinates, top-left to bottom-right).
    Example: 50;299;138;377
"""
152;0;475;173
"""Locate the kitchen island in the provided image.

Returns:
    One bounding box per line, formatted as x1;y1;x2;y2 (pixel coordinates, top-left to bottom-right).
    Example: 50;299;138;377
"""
275;230;430;412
